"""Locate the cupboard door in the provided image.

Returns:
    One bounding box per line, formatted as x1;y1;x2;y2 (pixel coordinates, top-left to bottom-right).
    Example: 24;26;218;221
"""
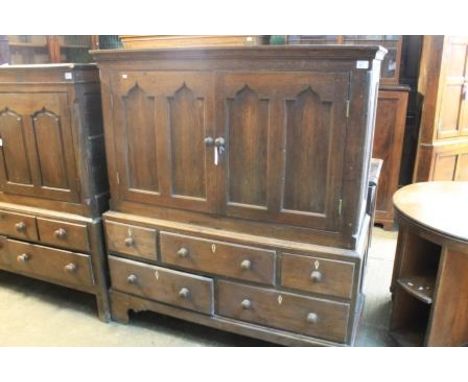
372;90;408;224
0;92;80;202
216;72;349;231
113;72;216;213
437;37;468;139
0;108;32;188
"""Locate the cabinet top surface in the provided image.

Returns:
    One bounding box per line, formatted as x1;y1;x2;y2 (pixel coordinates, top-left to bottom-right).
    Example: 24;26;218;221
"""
91;45;387;62
393;182;468;242
0;63;99;84
0;63;97;71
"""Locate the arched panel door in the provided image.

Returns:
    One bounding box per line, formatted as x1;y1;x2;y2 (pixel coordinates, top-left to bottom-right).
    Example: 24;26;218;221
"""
0;108;33;188
216;72;349;231
0;92;80;202
112;71;216;213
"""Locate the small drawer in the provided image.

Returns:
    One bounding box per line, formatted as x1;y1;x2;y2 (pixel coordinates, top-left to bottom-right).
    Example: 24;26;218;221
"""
217;281;350;343
37;218;90;252
105;221;157;261
160;232;275;285
109;256;213;314
280;253;355;299
0;210;38;241
3;239;94;289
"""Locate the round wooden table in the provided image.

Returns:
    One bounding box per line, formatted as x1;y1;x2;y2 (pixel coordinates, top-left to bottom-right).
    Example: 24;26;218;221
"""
389;181;468;346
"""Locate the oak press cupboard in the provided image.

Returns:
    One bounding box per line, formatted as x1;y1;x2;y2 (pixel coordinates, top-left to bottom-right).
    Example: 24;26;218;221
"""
0;64;110;321
92;45;385;346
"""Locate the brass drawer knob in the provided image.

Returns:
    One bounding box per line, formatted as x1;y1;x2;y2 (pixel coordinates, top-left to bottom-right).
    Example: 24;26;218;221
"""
17;253;30;263
15;222;26;233
310;270;323;283
177;247;189;258
64;263;77;273
240;259;251;270
179;287;190;299
241;299;252;310
127;274;138;284
124;237;135;247
54;228;67;239
306;312;319;324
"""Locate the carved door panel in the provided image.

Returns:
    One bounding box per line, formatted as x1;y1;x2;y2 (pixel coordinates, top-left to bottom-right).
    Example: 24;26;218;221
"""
0;92;80;202
216;72;349;231
437;37;468;139
113;71;216;213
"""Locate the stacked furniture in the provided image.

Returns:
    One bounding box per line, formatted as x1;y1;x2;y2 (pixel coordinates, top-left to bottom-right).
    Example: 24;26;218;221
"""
0;64;110;321
119;35;264;49
93;45;385;346
413;36;468;182
1;36;97;65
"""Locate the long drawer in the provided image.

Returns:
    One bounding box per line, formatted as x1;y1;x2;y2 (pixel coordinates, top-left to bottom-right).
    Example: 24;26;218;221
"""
217;280;350;343
0;238;94;289
105;221;157;261
160;231;275;285
0;210;38;241
280;253;355;299
109;256;213;314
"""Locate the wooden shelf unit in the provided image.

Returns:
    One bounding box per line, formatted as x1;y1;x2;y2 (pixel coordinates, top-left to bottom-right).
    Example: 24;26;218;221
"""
397;276;435;304
391;182;468;346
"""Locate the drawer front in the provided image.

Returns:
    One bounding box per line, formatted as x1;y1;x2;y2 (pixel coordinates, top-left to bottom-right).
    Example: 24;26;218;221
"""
160;232;275;285
37;218;90;252
0;210;38;241
105;221;157;261
217;281;350;343
2;239;94;289
280;253;355;299
109;256;213;314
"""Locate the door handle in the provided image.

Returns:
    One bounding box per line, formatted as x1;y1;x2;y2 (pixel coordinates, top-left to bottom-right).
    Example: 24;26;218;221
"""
213;137;225;166
204;137;214;146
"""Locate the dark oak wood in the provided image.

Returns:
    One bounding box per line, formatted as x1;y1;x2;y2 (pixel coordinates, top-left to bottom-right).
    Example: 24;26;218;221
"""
0;238;94;289
105;220;157;261
36;217;89;252
0;210;38;241
390;181;468;346
93;45;384;345
372;88;409;230
110;289;342;346
217;280;350;343
0;64;110;321
413;36;468;182
93;45;384;249
0;64;109;216
397;276;434;304
109;255;214;314
286;35;402;86
160;231;275;285
280;252;355;299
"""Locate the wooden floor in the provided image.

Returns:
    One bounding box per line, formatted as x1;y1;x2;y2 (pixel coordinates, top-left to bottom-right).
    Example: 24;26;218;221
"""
0;227;398;346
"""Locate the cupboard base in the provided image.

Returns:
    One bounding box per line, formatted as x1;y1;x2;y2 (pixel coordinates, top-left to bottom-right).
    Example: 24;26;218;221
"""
109;289;360;347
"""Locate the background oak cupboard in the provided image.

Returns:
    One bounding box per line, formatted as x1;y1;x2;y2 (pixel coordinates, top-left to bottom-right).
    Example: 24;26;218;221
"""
0;65;110;320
